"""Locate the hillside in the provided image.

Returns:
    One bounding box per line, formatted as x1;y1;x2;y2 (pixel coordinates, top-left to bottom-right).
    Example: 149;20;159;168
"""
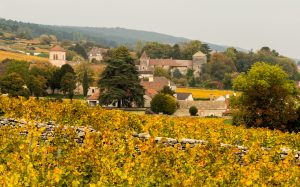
0;50;49;63
0;18;241;52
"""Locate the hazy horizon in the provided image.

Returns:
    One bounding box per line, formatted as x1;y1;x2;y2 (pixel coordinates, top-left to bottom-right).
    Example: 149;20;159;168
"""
0;0;299;59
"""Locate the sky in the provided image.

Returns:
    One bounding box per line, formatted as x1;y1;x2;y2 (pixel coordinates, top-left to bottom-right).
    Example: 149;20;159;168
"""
0;0;300;59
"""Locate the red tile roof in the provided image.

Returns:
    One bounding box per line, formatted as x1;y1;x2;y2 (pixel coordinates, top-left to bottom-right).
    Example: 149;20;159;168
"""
50;45;66;52
141;77;170;97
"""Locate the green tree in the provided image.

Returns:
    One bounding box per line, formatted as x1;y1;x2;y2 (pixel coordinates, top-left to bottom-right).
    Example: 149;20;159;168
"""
82;71;90;97
171;44;181;59
0;73;29;97
69;44;88;59
27;75;47;99
181;40;202;60
141;42;173;59
172;69;182;79
232;62;298;131
150;93;177;115
99;46;145;108
60;72;77;100
49;69;62;94
159;86;175;96
189;106;198;116
154;67;170;79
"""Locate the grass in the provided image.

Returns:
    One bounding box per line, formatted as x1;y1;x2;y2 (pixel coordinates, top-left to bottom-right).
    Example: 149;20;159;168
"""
45;94;86;100
176;87;239;99
0;50;49;63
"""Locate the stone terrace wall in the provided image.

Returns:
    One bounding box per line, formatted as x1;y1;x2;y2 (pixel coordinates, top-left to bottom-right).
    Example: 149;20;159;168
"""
176;101;227;117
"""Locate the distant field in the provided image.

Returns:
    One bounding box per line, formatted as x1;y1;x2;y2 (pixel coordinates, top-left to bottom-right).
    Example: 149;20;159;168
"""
176;87;239;99
0;50;49;63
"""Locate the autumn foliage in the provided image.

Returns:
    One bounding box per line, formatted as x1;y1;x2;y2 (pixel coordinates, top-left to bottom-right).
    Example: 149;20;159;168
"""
0;96;299;186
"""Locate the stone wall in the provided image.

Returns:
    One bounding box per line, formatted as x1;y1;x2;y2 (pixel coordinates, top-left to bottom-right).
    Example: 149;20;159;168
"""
175;100;228;117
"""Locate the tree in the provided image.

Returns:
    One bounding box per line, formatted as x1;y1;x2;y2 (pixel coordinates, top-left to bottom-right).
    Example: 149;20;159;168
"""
69;44;88;59
159;86;175;96
232;62;298;131
172;69;182;79
171;44;181;59
27;75;47;99
181;40;202;60
201;53;237;82
150;93;177;115
49;69;62;94
154;67;170;79
99;46;145;108
82;71;90;97
141;42;173;59
0;73;29;97
189;106;198;116
60;73;77;100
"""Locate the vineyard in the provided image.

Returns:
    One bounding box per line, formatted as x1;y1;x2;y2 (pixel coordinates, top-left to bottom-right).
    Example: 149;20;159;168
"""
0;50;49;63
0;96;299;186
176;87;239;99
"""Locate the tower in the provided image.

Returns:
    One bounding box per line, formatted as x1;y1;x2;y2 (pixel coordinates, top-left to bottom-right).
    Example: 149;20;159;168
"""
49;45;66;67
139;51;150;71
192;51;207;77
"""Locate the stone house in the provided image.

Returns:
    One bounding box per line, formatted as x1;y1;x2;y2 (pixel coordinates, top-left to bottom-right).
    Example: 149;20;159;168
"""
141;77;176;107
49;45;66;67
136;51;207;77
87;90;100;107
88;47;108;62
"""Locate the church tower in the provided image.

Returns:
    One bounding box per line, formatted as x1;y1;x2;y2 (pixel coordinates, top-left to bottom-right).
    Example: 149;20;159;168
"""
139;51;150;71
192;51;207;77
49;45;66;67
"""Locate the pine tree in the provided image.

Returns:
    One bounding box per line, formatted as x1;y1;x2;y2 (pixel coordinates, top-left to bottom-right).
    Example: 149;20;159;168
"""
99;46;145;108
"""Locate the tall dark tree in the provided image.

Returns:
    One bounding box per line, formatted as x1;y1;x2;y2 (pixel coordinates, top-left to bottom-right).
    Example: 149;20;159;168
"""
82;70;90;97
99;46;145;108
171;44;181;59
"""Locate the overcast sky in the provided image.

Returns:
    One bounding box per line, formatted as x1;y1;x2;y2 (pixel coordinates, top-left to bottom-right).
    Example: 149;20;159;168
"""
1;0;299;59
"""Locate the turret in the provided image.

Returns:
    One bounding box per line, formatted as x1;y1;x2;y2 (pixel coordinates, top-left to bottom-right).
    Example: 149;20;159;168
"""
192;51;207;77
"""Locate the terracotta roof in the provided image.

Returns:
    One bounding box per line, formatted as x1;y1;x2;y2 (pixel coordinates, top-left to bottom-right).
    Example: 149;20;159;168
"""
141;77;170;96
149;59;192;67
50;45;66;52
176;92;192;100
193;51;206;57
140;51;149;59
145;88;158;98
87;90;100;101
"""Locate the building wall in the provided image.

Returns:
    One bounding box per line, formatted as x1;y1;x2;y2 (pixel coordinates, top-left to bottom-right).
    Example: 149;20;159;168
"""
89;54;103;62
49;51;66;67
192;56;207;76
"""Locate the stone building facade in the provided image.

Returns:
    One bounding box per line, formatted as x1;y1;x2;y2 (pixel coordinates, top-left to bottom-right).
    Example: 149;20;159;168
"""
88;47;108;62
136;51;207;77
49;45;66;67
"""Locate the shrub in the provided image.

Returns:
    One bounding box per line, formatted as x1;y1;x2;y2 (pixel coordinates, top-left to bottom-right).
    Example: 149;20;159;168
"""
150;93;177;115
189;106;198;116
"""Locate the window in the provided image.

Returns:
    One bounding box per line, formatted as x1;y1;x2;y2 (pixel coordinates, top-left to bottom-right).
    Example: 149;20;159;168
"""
92;89;95;93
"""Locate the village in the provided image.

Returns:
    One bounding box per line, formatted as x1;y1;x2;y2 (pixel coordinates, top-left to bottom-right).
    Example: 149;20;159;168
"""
44;44;232;117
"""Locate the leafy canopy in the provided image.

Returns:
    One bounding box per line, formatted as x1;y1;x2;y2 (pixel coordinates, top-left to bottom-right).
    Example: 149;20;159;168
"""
233;62;298;130
99;46;144;108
